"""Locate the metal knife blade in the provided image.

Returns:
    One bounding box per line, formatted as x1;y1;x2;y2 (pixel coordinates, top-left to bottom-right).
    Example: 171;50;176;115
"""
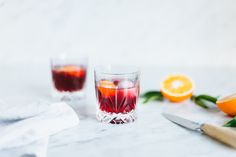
162;113;202;131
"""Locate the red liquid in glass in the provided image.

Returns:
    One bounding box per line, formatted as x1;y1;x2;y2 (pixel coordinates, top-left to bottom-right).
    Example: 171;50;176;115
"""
96;80;139;114
52;65;86;92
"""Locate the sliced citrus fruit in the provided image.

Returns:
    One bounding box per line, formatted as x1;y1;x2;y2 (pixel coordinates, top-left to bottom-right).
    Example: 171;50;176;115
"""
58;65;79;72
161;74;194;102
57;65;86;77
216;93;236;116
98;80;116;97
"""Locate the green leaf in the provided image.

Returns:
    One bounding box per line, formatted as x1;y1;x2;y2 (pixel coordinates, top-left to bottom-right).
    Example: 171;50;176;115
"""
196;95;217;103
141;91;162;98
141;91;163;104
191;94;218;109
142;95;163;104
224;116;236;127
194;98;209;109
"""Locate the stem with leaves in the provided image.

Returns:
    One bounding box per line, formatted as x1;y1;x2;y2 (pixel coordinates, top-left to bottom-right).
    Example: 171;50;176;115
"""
141;91;164;103
191;94;218;109
141;90;218;109
224;116;236;127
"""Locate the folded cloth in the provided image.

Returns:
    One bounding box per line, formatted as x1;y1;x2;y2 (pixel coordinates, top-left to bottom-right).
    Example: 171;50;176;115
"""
0;100;79;157
0;97;51;121
0;137;49;157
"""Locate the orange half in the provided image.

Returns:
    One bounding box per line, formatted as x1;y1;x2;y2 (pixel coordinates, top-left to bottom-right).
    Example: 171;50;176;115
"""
216;93;236;116
161;74;194;102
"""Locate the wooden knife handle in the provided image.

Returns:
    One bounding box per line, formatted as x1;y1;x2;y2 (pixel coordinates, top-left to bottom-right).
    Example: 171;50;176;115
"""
201;123;236;148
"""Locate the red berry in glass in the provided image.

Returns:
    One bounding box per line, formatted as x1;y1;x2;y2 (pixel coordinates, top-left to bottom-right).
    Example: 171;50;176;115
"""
52;65;86;92
96;80;139;114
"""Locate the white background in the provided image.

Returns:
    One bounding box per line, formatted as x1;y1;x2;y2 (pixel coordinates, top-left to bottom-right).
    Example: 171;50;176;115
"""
0;0;236;67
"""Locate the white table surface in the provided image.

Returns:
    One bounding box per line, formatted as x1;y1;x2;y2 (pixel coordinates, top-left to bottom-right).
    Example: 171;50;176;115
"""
0;64;236;156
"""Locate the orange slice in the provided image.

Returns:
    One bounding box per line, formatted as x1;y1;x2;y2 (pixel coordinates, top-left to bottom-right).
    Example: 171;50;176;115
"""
161;74;194;102
58;65;79;72
216;93;236;116
57;65;86;77
98;80;116;97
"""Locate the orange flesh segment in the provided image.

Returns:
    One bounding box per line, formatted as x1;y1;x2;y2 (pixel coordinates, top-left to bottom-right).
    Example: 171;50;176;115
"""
161;74;194;102
217;94;236;103
98;80;116;89
58;65;80;72
163;76;193;95
217;94;236;116
56;65;85;77
98;80;116;96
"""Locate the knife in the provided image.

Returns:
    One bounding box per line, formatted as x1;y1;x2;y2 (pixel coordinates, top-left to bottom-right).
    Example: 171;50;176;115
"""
162;113;236;148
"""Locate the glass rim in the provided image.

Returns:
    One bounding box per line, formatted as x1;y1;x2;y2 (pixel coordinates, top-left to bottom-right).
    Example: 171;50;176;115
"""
94;65;140;76
50;53;88;61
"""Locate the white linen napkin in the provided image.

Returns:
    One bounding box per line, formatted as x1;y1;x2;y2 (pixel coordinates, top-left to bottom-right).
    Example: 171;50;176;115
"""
0;99;79;157
0;137;49;157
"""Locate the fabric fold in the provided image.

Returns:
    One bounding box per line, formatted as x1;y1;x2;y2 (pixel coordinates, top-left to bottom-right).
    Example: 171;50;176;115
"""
0;102;79;156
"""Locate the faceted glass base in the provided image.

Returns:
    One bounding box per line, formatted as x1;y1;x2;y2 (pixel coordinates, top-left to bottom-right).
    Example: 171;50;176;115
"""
52;89;85;101
96;110;137;124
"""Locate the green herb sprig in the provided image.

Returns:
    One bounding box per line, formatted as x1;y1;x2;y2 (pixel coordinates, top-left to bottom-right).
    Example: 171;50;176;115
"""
191;94;218;109
141;91;218;109
224;116;236;127
141;91;164;104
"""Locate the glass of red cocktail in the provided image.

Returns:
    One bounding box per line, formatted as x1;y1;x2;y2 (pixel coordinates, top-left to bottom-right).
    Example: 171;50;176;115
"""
94;65;140;124
51;54;88;100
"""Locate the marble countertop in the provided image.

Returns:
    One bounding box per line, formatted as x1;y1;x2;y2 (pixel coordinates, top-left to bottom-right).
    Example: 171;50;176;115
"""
0;64;236;156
